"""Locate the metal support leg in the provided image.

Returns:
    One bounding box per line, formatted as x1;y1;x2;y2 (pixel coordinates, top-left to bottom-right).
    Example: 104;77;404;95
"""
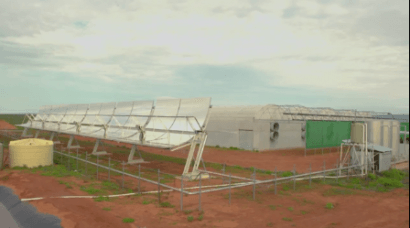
34;130;40;138
182;135;199;179
127;144;145;164
22;128;33;137
92;139;108;155
49;132;55;141
67;135;81;150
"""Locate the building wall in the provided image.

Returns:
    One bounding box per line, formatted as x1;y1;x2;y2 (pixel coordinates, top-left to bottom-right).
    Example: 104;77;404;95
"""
267;120;306;150
206;119;306;151
206;118;254;148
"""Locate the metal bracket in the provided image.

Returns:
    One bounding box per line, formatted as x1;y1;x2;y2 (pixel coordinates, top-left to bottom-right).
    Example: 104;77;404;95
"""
21;128;33;137
182;132;210;181
92;139;108;155
127;144;145;164
67;135;81;150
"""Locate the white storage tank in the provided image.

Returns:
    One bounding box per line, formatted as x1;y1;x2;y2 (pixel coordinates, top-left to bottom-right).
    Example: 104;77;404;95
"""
9;138;54;168
391;120;401;160
381;120;392;148
367;120;382;146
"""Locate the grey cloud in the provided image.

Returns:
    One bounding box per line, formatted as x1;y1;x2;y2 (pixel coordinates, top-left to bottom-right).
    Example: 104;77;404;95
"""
211;0;268;18
352;10;409;46
0;40;78;69
282;6;301;19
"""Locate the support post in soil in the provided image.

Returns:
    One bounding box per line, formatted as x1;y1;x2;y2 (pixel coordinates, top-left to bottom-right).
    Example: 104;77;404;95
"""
158;169;161;204
274;166;277;195
138;164;141;194
180;177;184;211
323;160;326;183
309;163;312;188
253;169;256;201
229;173;231;206
222;163;226;184
293;164;296;191
122;162;125;189
198;174;202;211
336;159;339;183
76;148;79;170
347;159;350;181
85;152;88;176
108;157;111;182
96;155;99;180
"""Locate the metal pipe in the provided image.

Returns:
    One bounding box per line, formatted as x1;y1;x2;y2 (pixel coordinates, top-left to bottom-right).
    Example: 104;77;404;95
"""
197;169;253;181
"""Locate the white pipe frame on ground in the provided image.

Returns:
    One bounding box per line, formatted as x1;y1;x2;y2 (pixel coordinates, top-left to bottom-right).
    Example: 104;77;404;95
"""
20;170;366;202
53;150;191;194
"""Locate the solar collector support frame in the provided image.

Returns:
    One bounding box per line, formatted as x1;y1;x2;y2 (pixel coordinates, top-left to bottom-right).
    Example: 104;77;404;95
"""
18;98;212;179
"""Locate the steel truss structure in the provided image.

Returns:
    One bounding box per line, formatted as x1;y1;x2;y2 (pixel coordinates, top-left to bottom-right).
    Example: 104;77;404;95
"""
338;123;372;175
18;97;212;180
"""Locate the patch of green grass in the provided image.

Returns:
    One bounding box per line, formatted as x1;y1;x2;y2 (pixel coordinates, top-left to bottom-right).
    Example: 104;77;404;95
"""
382;169;406;181
101;181;120;190
288;207;294;212
268;205;276;210
377;177;404;188
122;218;135;223
80;186;103;195
283;186;291;191
187;216;194;222
282;217;293;222
102;207;111;211
300;210;308;215
198;214;204;221
183;210;193;215
159;202;175;208
267;222;274;227
368;173;377;180
58;180;73;189
281;171;294;177
94;196;110;202
325;203;334;209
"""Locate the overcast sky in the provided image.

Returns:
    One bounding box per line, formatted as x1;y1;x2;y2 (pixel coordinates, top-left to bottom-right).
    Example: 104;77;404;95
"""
0;0;409;114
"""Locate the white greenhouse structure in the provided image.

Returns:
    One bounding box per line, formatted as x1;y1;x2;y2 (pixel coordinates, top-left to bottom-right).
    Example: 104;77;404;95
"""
205;105;377;151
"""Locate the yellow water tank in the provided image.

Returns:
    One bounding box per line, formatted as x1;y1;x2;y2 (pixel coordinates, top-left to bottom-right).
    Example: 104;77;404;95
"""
9;138;54;168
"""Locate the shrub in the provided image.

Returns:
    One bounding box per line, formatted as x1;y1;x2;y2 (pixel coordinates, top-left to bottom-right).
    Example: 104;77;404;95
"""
94;196;110;202
382;169;406;181
377;177;404;188
122;218;134;223
159;202;175;208
198;215;204;221
325;203;334;209
187;216;194;222
282;217;293;222
281;171;293;177
368;173;377;180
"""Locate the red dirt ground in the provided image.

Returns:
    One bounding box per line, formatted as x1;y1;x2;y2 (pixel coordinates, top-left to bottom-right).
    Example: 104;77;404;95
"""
1;170;408;228
0;120;16;130
65;136;339;173
69;135;340;174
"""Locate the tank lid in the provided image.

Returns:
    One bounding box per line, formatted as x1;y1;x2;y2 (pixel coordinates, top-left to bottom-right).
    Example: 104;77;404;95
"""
10;138;53;146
